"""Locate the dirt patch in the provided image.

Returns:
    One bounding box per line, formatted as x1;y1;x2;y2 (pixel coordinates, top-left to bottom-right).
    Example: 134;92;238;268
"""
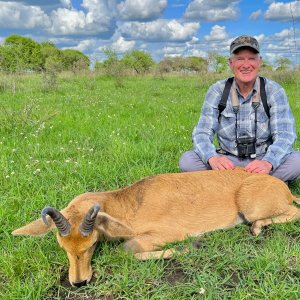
42;288;98;300
162;259;188;285
221;271;241;290
42;270;111;300
191;240;204;249
284;231;300;240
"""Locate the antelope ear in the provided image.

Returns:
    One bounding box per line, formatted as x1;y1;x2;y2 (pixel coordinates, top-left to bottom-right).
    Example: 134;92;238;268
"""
96;212;135;240
12;217;56;236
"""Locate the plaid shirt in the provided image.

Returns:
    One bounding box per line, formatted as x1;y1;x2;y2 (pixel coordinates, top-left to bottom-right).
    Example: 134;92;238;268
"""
192;77;297;170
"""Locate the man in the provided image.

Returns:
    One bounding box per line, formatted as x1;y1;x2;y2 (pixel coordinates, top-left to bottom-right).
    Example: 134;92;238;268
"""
179;35;300;182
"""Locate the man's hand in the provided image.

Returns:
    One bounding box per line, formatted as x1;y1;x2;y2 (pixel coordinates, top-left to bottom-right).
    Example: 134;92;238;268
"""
208;156;235;170
244;160;272;174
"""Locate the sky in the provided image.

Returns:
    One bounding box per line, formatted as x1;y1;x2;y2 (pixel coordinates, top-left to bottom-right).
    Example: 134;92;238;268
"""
0;0;299;65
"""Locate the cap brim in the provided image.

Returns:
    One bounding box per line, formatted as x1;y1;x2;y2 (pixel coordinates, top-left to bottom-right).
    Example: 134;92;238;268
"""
231;44;259;54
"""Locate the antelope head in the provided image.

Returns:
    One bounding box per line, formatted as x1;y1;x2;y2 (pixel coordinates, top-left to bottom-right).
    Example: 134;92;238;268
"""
13;204;101;287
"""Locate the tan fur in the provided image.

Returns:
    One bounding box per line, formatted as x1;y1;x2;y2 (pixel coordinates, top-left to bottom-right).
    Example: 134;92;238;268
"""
12;168;300;286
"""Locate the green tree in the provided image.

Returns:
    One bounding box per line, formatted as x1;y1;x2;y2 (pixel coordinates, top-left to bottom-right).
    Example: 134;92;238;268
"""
102;48;125;87
4;34;42;71
275;58;292;71
208;52;228;73
186;56;208;72
61;49;90;71
102;48;119;70
0;45;18;72
122;50;154;74
158;57;174;74
260;60;273;72
94;59;104;74
40;42;63;71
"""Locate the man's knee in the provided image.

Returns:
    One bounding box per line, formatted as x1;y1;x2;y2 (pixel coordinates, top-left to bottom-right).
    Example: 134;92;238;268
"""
272;151;300;181
179;150;209;172
287;151;300;179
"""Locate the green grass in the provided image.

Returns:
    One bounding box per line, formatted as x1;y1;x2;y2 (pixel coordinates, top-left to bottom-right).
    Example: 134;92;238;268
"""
0;73;299;299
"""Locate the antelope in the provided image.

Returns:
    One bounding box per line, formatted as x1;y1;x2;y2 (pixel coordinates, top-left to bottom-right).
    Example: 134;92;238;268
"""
13;168;300;287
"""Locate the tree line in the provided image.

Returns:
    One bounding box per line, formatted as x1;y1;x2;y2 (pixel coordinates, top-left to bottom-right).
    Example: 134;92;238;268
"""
0;34;295;75
0;35;90;73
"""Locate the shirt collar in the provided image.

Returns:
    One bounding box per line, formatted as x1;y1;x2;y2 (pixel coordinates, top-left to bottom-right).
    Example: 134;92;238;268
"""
233;76;259;98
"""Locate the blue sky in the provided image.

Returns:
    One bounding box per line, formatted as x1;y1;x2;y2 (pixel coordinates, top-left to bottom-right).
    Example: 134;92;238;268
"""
0;0;299;64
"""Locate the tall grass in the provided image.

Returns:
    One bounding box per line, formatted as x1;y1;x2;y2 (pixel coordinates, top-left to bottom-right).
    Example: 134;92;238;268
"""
0;72;299;299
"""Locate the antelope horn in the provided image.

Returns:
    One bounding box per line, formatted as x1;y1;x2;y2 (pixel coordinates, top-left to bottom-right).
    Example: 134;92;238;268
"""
79;204;101;237
41;207;71;237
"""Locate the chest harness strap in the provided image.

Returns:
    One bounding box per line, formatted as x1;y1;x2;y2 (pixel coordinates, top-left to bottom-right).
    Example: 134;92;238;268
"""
231;79;261;143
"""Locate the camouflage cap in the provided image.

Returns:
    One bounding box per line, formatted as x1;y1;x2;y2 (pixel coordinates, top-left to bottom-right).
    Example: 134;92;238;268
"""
230;35;259;54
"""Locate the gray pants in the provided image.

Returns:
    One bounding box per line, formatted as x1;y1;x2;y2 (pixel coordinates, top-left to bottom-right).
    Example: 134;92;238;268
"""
179;150;300;182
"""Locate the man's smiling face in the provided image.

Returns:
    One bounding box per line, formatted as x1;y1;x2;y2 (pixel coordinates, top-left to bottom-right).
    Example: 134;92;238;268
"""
229;48;262;85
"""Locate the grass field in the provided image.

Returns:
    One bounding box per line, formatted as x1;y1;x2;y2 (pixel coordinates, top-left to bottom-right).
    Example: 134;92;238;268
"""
0;73;299;299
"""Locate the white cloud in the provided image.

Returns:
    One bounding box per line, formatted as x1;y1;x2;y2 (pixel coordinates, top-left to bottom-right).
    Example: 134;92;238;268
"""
249;9;262;20
254;34;265;44
162;43;207;58
274;27;298;38
6;0;62;5
48;0;117;36
49;8;86;34
204;25;229;41
121;20;199;42
117;0;167;21
264;1;300;21
184;0;239;21
111;36;135;53
265;52;279;63
68;39;96;52
60;0;71;8
265;36;299;55
266;43;287;51
189;49;207;58
163;44;187;55
0;2;50;29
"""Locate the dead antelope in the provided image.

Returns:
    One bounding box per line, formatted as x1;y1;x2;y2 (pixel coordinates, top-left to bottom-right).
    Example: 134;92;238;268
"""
13;168;300;287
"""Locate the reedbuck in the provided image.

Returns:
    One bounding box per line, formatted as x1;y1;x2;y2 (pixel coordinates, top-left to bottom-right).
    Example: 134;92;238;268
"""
13;168;300;287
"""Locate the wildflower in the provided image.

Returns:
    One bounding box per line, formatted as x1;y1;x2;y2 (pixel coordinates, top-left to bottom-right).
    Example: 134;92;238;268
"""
11;171;15;175
10;160;14;164
6;175;9;178
33;169;41;174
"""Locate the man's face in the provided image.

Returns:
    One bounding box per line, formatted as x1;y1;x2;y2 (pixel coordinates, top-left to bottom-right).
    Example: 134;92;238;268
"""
229;48;262;85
